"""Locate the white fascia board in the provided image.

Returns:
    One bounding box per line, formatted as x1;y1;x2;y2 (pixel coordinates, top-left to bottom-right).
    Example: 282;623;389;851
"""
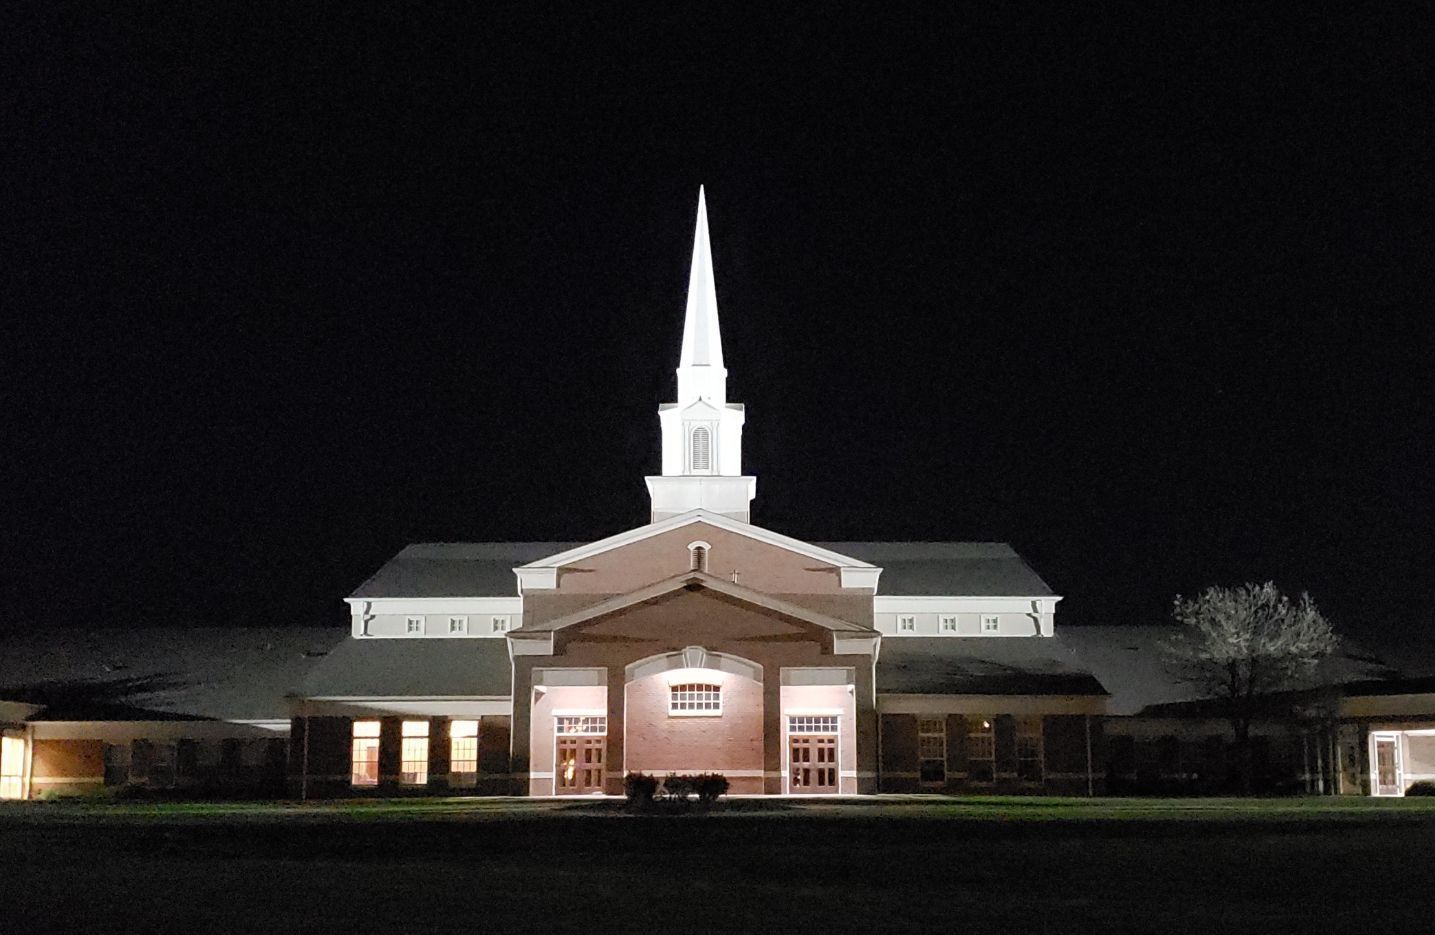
346;597;523;614
30;720;294;741
515;567;559;592
296;698;513;717
516;510;880;577
832;634;881;656
839;567;882;590
509;634;555;656
877;694;1106;716
873;595;1063;613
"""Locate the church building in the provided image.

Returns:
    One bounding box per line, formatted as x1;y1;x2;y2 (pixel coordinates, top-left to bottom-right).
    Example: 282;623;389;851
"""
2;191;1432;800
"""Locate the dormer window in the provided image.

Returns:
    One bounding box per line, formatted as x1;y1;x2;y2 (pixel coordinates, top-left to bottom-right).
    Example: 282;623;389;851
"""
688;541;710;573
689;425;712;473
490;616;512;633
448;617;468;634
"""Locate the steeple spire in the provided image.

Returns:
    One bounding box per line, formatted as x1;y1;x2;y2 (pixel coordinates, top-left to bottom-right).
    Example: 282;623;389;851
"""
646;187;756;523
679;186;724;369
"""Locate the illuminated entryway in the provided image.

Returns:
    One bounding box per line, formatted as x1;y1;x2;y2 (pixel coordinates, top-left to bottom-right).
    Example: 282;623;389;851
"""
788;716;838;794
1369;729;1435;797
555;715;606;795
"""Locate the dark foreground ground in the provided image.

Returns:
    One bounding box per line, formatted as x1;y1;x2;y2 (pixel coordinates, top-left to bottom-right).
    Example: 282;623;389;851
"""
4;796;1433;934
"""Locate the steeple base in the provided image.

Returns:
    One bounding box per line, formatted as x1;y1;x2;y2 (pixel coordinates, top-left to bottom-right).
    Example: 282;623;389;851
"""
645;475;756;523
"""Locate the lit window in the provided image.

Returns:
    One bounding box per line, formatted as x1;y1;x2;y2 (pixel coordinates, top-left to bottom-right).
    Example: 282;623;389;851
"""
918;717;946;784
689;542;709;573
897;615;916;633
448;617;468;634
788;715;839;734
450;720;478;783
981;615;1000;633
0;735;24;799
351;721;380;787
401;720;429;785
1017;716;1044;782
940;615;958;633
966;716;995;783
669;683;721;715
405;616;424;634
555;715;607;735
690;425;711;472
490;616;511;633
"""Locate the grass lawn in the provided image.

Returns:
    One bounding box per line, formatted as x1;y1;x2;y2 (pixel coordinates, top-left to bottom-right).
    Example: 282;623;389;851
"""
4;796;1433;934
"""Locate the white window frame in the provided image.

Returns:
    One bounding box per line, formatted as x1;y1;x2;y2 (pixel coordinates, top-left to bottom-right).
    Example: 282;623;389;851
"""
967;716;996;783
687;540;711;573
669;683;722;716
351;720;380;787
981;615;1000;633
897;615;916;634
940;615;958;633
918;716;947;785
405;615;424;634
555;715;607;736
400;720;429;785
688;424;714;474
450;720;479;782
490;615;512;633
448;616;468;634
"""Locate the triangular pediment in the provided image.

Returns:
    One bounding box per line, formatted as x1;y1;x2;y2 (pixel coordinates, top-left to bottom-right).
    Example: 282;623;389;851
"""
512;571;877;636
680;398;722;419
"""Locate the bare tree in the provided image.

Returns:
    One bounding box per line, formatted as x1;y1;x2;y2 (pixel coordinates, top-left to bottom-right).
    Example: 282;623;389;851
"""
1162;582;1338;793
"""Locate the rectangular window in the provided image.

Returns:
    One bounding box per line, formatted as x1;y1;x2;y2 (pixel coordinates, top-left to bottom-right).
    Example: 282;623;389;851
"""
918;717;946;784
981;615;1000;633
351;720;380;787
669;683;722;715
966;716;995;783
555;715;607;736
0;735;24;799
405;616;424;634
788;715;839;734
1017;716;1044;782
450;720;479;782
448;616;468;634
490;615;512;633
401;720;430;785
897;615;916;633
940;615;958;633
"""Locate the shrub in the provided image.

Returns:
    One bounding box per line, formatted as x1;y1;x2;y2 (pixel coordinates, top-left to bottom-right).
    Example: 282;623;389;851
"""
623;772;659;806
692;773;730;804
1406;780;1435;797
661;774;694;802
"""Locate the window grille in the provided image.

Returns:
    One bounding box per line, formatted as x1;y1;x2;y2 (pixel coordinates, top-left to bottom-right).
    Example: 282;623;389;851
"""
966;716;995;783
1017;716;1044;782
450;720;478;781
689;544;708;572
448;617;467;634
982;615;1000;633
555;716;607;736
669;683;721;714
897;615;916;633
788;715;839;734
401;720;429;785
490;616;512;633
918;717;946;784
405;616;423;634
351;721;380;786
940;615;958;633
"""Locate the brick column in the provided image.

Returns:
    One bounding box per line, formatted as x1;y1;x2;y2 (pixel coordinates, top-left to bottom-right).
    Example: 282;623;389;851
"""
763;664;782;794
510;657;534;793
853;659;879;794
604;665;625;795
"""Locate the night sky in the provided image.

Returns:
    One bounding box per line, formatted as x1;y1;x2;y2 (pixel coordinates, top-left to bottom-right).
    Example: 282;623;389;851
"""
7;6;1433;669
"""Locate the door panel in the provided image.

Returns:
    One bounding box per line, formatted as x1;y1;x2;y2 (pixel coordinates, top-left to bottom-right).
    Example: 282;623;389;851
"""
556;736;606;794
789;735;838;794
1373;736;1402;796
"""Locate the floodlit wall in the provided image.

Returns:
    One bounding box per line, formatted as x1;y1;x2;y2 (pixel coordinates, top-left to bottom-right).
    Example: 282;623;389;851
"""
625;671;764;793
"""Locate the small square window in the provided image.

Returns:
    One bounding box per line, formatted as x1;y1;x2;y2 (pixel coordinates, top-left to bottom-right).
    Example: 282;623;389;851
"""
491;616;512;633
981;615;1000;633
897;615;916;633
448;617;468;634
940;615;958;633
405;616;424;634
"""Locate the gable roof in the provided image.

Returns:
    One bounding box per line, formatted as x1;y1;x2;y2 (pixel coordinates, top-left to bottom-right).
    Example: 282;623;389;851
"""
877;637;1107;696
350;542;583;598
0;627;345;721
516;572;877;635
519;511;878;575
298;637;512;698
818;542;1054;596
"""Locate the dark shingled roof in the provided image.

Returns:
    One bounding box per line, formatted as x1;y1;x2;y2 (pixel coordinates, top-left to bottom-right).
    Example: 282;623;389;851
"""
817;542;1054;596
877;637;1107;696
352;540;1054;599
298;638;512;698
0;627;345;721
349;543;581;598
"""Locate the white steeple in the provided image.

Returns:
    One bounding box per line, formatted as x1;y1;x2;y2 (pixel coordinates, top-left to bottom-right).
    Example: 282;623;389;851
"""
645;188;756;523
